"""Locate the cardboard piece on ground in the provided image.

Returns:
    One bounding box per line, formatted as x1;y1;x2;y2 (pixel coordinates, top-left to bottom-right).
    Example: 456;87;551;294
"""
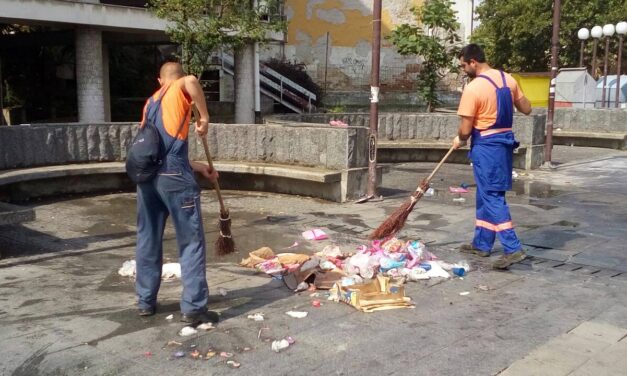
240;247;275;268
334;275;414;313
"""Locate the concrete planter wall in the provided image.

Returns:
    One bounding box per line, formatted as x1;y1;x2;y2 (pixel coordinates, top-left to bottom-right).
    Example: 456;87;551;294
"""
269;112;547;169
0;122;368;171
0;122;374;202
554;108;627;133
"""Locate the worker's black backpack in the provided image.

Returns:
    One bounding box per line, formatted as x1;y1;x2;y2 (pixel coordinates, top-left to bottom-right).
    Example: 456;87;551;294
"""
126;84;188;184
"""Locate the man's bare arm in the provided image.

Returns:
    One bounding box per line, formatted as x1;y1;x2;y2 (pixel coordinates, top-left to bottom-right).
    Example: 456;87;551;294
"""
182;75;210;136
514;96;532;115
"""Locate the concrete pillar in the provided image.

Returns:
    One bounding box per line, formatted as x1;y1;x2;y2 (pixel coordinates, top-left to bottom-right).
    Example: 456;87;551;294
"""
234;44;255;124
75;27;110;122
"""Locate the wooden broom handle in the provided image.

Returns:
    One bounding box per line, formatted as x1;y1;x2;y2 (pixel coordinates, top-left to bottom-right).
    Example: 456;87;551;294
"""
418;144;456;190
192;105;227;213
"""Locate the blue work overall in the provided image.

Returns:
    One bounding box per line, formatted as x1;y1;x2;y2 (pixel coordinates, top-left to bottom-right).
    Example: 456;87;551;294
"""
135;86;209;314
469;71;522;254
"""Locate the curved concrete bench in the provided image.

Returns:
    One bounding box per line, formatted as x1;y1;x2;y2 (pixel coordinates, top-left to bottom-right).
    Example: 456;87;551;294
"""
552;130;627;150
554;108;627;150
0;121;380;203
377;141;531;169
0;161;352;202
268;112;547;170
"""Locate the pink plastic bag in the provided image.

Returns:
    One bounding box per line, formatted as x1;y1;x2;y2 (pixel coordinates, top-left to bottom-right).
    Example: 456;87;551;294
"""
449;187;469;194
302;229;328;241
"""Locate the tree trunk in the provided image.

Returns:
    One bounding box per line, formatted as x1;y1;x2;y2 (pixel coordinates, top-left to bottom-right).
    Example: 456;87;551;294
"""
234;44;256;124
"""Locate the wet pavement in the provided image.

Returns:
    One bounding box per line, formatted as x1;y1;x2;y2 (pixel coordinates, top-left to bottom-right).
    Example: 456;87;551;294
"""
0;146;626;375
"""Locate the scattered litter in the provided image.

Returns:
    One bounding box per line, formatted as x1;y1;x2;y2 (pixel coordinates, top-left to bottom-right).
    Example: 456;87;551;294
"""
460;182;469;189
178;326;198;337
247;313;265;322
452;267;466;277
453;197;466;203
161;263;181;280
272;339;290;352
285;311;308;319
476;284;490;291
205;351;216;359
167;340;182;347
243;347;251;351
459;291;470;296
286;336;296;344
309;292;320;297
312;300;321;307
117;260;181;280
512;171;519;179
165;314;174;321
283;241;299;250
294;282;309;292
329;119;348;128
174;351;185;358
220;352;233;358
227;360;241;368
118;260;136;277
190;350;201;359
258;327;270;339
218;287;228;296
424;187;435;197
302;229;328;241
197;323;215;331
333;275;414;312
143;351;152;357
449;186;469;194
424;261;450;279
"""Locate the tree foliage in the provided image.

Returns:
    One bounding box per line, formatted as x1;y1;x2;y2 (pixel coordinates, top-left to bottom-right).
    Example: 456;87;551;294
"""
388;0;461;111
149;0;286;76
472;0;627;73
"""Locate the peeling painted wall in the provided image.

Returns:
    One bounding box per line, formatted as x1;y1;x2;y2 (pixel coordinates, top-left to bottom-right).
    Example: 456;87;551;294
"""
265;0;474;92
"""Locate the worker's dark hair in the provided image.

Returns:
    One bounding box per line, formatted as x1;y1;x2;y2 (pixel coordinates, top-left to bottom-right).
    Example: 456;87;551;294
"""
458;44;486;63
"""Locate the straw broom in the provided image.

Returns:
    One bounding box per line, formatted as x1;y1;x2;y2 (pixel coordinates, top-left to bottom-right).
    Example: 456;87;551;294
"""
369;145;456;240
192;105;235;256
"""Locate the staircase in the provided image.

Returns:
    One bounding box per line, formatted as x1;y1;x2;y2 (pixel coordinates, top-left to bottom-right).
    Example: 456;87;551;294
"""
220;53;317;114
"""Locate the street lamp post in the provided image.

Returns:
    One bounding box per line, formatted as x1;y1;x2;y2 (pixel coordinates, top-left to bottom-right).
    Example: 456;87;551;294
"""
601;24;615;108
578;28;590;67
615;22;627;108
544;0;561;167
591;26;603;78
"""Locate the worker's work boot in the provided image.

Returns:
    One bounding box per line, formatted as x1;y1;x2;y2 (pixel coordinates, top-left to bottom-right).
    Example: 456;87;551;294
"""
459;243;490;257
492;250;526;269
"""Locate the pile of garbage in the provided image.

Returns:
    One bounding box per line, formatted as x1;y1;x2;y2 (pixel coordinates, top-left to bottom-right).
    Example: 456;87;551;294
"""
240;237;470;290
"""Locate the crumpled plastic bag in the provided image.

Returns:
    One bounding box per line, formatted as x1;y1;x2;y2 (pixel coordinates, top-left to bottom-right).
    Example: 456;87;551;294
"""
118;260;136;277
302;229;328;241
161;263;181;280
255;257;284;274
424;261;450;278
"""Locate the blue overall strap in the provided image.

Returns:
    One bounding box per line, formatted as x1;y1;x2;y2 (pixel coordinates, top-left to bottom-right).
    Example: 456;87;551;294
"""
476;71;514;131
478;74;499;89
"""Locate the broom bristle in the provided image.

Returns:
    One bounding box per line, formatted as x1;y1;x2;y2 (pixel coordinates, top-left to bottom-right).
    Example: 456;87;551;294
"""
369;198;415;240
369;183;428;240
215;210;235;256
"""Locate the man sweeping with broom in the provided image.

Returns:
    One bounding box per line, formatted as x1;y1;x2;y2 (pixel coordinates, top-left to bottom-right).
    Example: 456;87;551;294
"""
453;44;532;269
134;62;220;324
